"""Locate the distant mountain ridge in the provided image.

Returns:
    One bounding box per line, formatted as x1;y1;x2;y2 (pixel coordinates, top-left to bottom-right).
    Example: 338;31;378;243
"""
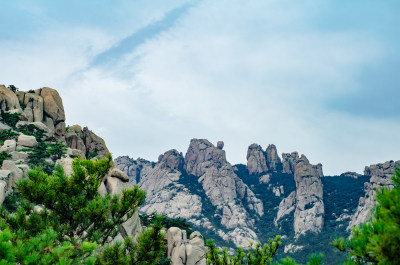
115;139;398;263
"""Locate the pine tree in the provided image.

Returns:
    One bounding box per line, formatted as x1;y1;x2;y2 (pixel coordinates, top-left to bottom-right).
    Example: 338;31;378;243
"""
0;154;165;264
332;169;400;264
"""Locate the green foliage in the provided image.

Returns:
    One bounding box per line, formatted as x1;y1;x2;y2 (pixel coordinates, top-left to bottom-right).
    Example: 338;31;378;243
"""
7;85;18;93
18;124;46;142
332;169;400;264
206;236;281;265
0;228;98;264
88;152;98;159
27;142;55;174
1;189;23;213
0;154;165;264
0;129;19;145
97;217;165;264
0;110;21;128
47;141;68;160
0;150;11;165
140;212;194;235
273;253;324;265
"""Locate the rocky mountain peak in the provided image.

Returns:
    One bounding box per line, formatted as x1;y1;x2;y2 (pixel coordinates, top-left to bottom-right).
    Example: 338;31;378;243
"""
246;143;268;175
184;139;226;176
158;149;184;170
282;152;300;174
265;144;282;172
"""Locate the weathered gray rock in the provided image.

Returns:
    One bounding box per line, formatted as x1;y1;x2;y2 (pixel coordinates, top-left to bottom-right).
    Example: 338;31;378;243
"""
17;134;37;148
340;171;362;179
11;151;28;162
167;227;207;265
82;127;109;159
0;140;16;153
217;141;224;150
29;122;54;136
56;157;74;176
0;180;7;206
246;144;268;175
0;121;11;131
65;128;86;155
265;144;282;172
40;87;65;123
109;168;129;182
23;93;44;122
1;160;23;187
275;191;296;226
282;152;299;174
348;160;400;229
0;85;21;111
293;155;324;237
184;139;263;245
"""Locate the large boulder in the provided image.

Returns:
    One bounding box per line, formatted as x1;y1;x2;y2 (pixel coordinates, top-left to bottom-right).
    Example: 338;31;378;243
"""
17;134;38;148
82;127;109;159
40;87;65;123
0;85;21;111
167;227;207;265
1;160;23;188
0;140;16;153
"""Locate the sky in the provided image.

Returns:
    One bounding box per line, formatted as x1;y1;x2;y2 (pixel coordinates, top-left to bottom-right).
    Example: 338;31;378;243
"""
1;0;399;175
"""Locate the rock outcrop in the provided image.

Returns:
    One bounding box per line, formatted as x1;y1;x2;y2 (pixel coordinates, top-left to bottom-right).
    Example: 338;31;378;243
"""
184;139;263;229
282;152;300;175
167;227;207;265
347;160;400;229
247;144;268;175
293;155;324;236
265;144;282;172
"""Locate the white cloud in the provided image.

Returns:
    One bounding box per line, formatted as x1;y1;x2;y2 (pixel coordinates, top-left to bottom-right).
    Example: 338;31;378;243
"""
1;0;398;175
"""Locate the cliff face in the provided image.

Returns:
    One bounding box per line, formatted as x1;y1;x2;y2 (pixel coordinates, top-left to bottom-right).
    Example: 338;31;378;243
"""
348;160;400;229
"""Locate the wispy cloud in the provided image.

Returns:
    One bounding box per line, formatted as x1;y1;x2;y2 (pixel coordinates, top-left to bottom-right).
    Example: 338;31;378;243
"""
1;0;399;175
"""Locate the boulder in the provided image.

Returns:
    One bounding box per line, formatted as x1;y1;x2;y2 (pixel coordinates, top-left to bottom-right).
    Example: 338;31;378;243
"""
167;227;207;265
17;134;37;148
105;176;133;195
0;140;17;152
11;151;28;162
82;127;109;159
109;168;129;182
1;160;23;187
29;122;54;136
55;121;66;140
0;85;21;111
56;157;74;176
217;141;224;150
0;122;11;131
40;87;65;123
65;130;86;154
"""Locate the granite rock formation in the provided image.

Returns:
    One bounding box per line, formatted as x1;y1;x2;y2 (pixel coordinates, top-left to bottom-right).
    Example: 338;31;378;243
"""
347;160;400;229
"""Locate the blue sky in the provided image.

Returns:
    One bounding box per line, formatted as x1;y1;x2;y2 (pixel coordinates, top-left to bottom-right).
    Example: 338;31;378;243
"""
1;0;399;175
